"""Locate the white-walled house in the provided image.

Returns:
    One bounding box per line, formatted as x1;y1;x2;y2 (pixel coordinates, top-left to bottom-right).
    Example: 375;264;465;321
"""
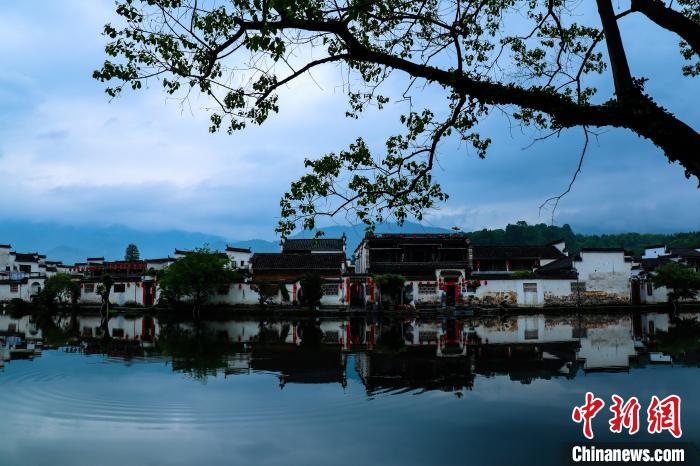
635;245;700;304
572;248;632;302
226;246;252;270
0;246;50;302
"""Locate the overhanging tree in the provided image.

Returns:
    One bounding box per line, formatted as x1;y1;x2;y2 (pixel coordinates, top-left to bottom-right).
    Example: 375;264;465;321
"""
95;1;700;233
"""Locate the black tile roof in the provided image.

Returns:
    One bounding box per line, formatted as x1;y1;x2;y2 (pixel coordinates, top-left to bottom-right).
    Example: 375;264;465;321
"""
670;248;700;258
473;245;565;260
282;238;344;252
13;253;38;262
252;253;345;270
226;246;252;253
536;256;576;277
145;257;175;264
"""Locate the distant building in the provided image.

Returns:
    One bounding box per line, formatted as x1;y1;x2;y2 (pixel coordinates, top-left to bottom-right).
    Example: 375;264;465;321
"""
635;244;700;303
225;246;252;270
249;237;347;306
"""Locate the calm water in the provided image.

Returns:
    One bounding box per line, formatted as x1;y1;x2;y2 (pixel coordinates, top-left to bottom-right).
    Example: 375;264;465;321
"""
1;311;699;466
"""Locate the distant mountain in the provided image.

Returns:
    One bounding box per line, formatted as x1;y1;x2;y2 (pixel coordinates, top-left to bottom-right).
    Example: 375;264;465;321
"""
0;221;275;264
2;219;696;264
0;220;450;263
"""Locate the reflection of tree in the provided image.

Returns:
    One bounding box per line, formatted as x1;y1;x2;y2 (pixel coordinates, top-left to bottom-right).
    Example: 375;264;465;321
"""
649;317;700;365
157;326;232;382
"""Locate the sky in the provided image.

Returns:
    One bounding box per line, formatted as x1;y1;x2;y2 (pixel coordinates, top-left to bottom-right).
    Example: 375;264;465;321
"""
0;0;698;241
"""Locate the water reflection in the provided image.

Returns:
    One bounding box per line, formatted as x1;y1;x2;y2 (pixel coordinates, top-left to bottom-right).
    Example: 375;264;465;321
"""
2;311;700;466
3;311;698;390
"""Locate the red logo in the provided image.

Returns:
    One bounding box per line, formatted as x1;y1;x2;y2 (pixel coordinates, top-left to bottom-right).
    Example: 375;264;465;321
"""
572;393;682;439
572;392;606;439
647;395;682;438
609;395;641;435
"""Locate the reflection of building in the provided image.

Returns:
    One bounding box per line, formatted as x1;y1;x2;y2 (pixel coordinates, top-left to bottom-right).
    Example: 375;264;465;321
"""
58;314;158;341
0;314;43;341
355;351;474;393
470;314;637;373
11;311;684;390
251;348;347;387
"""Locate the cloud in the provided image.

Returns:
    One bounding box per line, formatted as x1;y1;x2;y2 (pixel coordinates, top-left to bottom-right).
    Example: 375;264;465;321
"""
0;0;698;241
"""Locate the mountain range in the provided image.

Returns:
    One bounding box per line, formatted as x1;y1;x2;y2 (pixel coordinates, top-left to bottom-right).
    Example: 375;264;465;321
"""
2;220;697;264
0;221;451;264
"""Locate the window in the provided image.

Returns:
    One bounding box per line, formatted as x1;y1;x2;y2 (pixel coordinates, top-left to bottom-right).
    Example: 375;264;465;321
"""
571;281;586;293
84;283;95;293
19;264;31;273
418;283;437;294
646;282;653;296
10;283;18;293
523;283;538;293
322;283;339;296
524;329;539;340
240;260;245;267
112;328;125;338
113;283;126;293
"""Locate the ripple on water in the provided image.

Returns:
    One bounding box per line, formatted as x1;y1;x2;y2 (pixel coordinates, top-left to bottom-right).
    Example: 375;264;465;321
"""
0;351;375;428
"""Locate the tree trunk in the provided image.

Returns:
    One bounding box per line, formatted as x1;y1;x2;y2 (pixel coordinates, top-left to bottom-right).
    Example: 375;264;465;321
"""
596;0;635;100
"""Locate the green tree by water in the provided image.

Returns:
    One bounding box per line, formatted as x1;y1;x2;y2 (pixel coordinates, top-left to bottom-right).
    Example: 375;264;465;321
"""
299;272;324;308
96;274;115;338
124;243;140;261
40;273;79;307
157;247;243;319
653;262;700;302
374;274;406;306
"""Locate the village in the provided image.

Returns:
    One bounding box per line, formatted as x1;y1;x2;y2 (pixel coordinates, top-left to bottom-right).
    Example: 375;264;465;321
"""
1;233;698;310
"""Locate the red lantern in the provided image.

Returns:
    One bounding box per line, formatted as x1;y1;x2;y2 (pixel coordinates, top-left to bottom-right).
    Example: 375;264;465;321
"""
127;283;131;288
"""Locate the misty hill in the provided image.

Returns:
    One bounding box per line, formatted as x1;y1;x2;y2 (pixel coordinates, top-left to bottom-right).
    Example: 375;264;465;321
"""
0;221;278;263
0;221;450;263
1;220;698;264
466;221;700;256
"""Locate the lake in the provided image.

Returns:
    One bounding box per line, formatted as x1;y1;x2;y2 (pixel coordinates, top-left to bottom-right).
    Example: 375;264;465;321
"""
1;311;698;465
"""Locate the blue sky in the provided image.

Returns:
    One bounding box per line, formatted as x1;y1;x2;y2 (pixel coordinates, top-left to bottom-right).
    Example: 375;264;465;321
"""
0;0;698;241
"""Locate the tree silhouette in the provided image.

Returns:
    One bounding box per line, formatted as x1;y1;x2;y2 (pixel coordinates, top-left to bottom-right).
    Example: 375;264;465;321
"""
95;1;700;235
125;243;140;261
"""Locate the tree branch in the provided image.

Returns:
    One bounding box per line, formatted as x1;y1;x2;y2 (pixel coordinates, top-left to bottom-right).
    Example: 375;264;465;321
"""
631;0;700;56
